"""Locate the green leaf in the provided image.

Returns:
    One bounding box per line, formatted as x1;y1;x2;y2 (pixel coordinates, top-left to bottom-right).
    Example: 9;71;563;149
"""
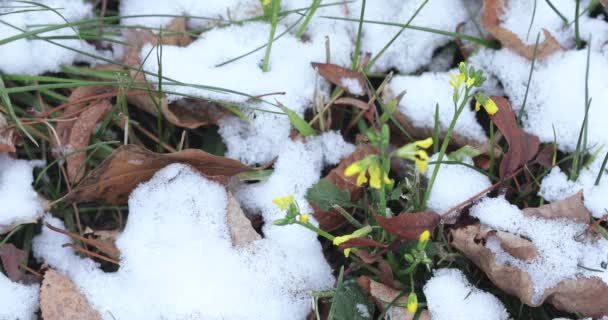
278;103;316;137
305;178;352;211
448;145;481;162
329;279;375;320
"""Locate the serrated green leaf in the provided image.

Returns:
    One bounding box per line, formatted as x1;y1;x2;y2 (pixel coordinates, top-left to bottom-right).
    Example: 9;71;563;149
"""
278;103;316;137
305;178;352;211
328;279;375;320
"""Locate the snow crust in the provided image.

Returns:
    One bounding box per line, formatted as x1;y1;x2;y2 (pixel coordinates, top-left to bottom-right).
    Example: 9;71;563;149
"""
470;196;608;303
425;154;492;217
33;132;354;319
423;268;509;320
0;272;39;320
0;154;45;231
0;0;108;75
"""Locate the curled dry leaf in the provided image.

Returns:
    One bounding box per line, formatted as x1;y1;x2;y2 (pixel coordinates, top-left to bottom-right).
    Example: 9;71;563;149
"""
226;192;261;247
40;269;101;320
482;0;562;59
310;144;377;231
374;212;441;241
311;62;367;96
83;227;121;260
490;97;540;179
0;113;16;152
450;195;608;318
66;144;252;205
358;276;431;320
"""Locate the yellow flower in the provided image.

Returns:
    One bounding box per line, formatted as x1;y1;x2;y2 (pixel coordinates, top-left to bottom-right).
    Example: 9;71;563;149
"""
344;162;364;177
407;292;418;314
262;0;272;6
356;172;368;186
475;95;499;116
332;226;372;257
332;234;353;246
419;230;430;242
465;77;476;87
415;137;433;149
368;163;382;189
415;158;428;173
484;98;498;115
299;214;309;224
272;195;294;210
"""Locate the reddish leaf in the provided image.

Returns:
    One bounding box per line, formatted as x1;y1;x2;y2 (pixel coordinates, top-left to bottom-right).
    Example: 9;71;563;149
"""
482;0;562;60
66;144;252;205
374;212;440;240
378;259;395;288
534;145;555;168
0;244;26;282
311;62;367;96
490;97;540;179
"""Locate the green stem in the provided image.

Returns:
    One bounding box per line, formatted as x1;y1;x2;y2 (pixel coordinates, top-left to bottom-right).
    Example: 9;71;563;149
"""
574;0;582;49
295;0;321;38
351;0;366;70
296;221;334;241
421;87;472;209
262;0;281;72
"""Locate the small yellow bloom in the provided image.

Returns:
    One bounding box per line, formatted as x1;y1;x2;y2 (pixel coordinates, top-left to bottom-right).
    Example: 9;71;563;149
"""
262;0;272;6
333;234;353;246
383;173;393;185
299;214;309;224
449;73;465;90
484;98;498;115
272;195;294;210
419;230;430;242
415;158;428;173
415;137;433;149
407;292;418;314
415;150;429;161
368;164;382;189
356;172;368;186
344;162;364;177
343;248;352;257
475;100;481;112
333;226;372;258
465;77;476;87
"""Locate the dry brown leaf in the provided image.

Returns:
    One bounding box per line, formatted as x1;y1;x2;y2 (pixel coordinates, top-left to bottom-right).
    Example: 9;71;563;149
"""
375;212;441;241
311;62;367;96
360;277;431;320
40;269;101;320
311;144;377;231
163;99;228;129
451;222;608;317
482;0;562;59
83;228;121;260
490;97;540;179
492;230;539;261
227;192;261;247
534;144;555;168
522;191;590;224
66;144;252;205
0;113;16;153
0;243;36;283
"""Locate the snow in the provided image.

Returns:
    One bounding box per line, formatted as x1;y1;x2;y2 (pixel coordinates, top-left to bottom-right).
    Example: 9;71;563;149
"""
0;0;109;75
423;268;509;320
0;272;39;320
539;154;608;219
388;70;488;144
355;303;371;318
340;77;364;96
471;48;608;153
425;154;492;217
470;196;608;303
0;154;45;232
141;22;333;164
33;132;354;319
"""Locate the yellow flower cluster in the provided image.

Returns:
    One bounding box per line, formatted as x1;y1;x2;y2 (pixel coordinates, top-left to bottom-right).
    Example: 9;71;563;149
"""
272;195;294;210
332;226;372;257
344;157;392;189
394;137;433;173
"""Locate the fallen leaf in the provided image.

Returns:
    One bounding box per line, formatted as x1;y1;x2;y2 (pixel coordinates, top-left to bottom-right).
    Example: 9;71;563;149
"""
311;144;377;231
226;192;261;247
490;97;540;179
311;62;367;96
492;230;539;261
0;243;36;283
451;222;608;317
360;277;431;320
374;212;441;240
163;99;227;129
482;0;562;59
40;269;101;320
534;144;555;168
522;191;590;224
0;113;16;152
83;228;121;260
66;144;252;205
334;97;370;111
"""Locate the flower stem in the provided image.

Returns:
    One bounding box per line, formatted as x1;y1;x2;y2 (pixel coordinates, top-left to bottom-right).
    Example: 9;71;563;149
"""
295;0;321;38
262;0;281;72
296;221;334;241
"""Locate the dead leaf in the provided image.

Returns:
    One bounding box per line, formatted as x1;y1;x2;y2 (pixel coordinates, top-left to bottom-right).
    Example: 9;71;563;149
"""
40;269;101;320
83;228;121;260
534;144;555;168
227;192;261;247
311;62;367;96
492;230;539;261
163;99;228;129
374;212;441;240
66;144;252;205
360;277;431;320
451;222;608;317
490;97;540;179
482;0;562;59
0;113;16;152
522;191;590;224
0;243;36;283
334;97;370;111
311;144;377;231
